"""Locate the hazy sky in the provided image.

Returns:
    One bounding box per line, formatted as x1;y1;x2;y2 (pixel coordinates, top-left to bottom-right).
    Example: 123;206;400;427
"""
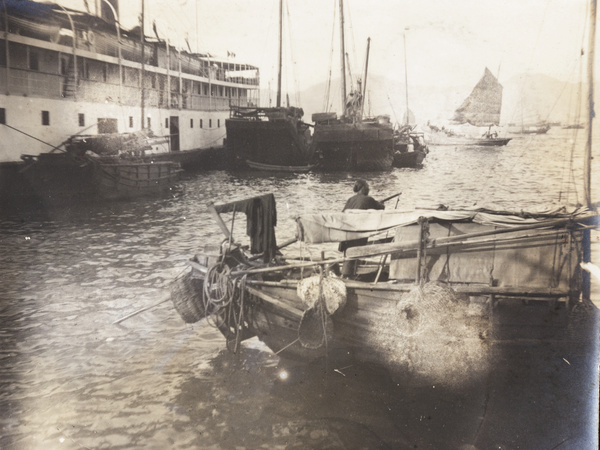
60;0;592;105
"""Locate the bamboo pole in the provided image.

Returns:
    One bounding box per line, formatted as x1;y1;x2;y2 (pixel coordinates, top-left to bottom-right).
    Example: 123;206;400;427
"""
113;294;171;324
415;217;427;283
227;227;573;278
245;278;571;298
208;202;232;240
380;192;402;203
195;213;592;279
245;285;303;319
248;236;298;261
585;0;596;208
346;216;584;259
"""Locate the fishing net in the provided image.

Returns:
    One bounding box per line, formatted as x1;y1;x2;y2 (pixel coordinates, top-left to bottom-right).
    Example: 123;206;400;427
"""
170;269;206;324
297;274;347;315
298;302;334;349
393;282;459;337
296;274;344;349
366;281;491;386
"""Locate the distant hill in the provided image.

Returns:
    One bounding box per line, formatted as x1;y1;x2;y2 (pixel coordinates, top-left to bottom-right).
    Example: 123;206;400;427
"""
501;73;585;127
264;73;587;128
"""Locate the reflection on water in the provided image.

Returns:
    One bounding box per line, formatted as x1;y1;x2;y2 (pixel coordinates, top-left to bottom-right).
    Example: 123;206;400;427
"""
0;130;598;448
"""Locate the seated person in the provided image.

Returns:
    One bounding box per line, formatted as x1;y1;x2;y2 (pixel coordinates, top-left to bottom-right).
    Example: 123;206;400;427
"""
340;179;385;277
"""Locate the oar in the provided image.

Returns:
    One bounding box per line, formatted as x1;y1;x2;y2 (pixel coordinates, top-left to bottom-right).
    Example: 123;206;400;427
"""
380;192;402;203
112;294;171;325
248;236;298;261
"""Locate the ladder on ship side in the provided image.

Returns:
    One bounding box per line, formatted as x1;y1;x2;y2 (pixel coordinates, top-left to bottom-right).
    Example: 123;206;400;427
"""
62;56;77;98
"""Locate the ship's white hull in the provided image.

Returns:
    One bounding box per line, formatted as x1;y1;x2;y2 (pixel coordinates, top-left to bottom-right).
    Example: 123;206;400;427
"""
0;95;231;163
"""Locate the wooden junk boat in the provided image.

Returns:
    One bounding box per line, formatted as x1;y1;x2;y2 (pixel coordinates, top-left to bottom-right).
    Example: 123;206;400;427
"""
310;3;394;172
224;0;314;172
171;193;597;374
20;131;182;202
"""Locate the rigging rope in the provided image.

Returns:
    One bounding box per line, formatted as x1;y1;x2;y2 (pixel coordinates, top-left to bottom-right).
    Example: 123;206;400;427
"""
3;122;96;153
506;0;553;125
557;3;590;207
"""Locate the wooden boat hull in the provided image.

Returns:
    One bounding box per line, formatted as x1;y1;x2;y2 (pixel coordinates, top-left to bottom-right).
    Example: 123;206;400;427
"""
470;138;512;146
392;150;427;168
20;152;181;202
313;122;394;171
92;160;181;199
173;204;594;376
429;137;511;147
226;110;314;168
245;160;317;172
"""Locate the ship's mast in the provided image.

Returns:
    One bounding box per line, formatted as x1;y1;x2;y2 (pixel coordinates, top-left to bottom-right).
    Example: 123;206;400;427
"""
404;30;409;126
361;37;370;120
339;0;346;116
585;0;596;208
276;0;282;108
140;0;145;129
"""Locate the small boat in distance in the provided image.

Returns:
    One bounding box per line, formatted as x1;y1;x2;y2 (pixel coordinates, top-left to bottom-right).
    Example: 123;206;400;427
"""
245;159;317;173
392;125;428;168
427;68;511;147
392;34;428;169
225;0;314;170
510;122;551;135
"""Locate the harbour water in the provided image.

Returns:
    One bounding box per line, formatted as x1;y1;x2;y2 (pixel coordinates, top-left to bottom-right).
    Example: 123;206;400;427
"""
1;129;599;449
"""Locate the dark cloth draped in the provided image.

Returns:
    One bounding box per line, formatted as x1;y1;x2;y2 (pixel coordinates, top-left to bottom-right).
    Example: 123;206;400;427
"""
214;194;278;262
342;193;384;212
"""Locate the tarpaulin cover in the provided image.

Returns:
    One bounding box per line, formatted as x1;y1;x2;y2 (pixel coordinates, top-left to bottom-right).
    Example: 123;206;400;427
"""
295;207;589;244
388;221;581;288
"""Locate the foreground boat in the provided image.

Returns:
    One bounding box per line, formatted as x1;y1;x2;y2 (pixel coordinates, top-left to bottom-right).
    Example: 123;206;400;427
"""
20;131;181;202
171;193;597;376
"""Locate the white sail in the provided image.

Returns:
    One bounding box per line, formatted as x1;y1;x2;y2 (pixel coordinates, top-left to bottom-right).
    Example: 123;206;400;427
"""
452;67;503;127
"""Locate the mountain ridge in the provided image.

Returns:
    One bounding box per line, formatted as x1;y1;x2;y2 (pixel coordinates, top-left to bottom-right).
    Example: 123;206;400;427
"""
262;72;586;127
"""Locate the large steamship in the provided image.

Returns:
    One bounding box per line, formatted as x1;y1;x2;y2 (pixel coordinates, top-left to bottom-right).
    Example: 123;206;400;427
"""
0;0;260;200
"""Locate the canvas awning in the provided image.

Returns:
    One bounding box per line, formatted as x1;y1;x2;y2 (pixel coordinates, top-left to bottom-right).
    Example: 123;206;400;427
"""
295;207;589;244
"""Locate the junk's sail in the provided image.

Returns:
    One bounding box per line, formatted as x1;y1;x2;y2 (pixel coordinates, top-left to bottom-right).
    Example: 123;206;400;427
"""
452;67;503;126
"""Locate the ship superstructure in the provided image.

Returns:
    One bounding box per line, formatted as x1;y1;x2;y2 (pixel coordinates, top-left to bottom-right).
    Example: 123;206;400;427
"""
0;0;259;176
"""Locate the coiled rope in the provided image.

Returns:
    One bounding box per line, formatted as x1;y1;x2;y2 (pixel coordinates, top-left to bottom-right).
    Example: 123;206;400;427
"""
201;260;251;354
